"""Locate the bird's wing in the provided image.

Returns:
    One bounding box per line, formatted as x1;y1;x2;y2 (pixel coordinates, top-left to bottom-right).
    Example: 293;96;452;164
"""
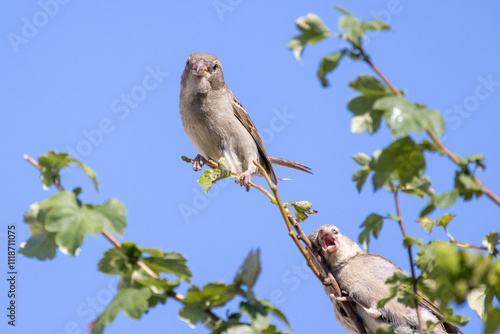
230;91;277;184
358;254;461;333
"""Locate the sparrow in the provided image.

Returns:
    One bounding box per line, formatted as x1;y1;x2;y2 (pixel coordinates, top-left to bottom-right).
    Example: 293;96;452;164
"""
308;225;461;334
179;52;311;191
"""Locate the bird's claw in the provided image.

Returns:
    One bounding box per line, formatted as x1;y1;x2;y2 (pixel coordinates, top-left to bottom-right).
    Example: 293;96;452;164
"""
237;170;252;192
193;155;204;171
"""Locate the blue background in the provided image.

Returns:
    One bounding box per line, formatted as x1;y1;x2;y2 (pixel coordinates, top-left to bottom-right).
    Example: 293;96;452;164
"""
2;1;500;333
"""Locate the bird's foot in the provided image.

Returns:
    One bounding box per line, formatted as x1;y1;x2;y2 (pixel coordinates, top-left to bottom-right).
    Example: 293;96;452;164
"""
237;169;253;192
193;154;204;171
329;294;381;318
330;294;353;303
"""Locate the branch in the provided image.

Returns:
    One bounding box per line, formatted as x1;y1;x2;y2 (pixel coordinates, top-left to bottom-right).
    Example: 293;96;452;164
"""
190;157;277;205
24;154;223;327
254;161;368;334
359;52;500;208
393;184;423;333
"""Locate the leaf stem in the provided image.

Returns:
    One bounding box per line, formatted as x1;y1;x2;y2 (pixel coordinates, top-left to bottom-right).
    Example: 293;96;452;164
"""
393;184;423;333
253;160;368;334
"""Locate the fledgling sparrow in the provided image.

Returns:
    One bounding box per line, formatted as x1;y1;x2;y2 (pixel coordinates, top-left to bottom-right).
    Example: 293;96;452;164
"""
308;225;461;334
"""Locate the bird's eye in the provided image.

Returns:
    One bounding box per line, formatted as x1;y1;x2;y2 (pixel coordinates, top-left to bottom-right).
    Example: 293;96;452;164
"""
332;230;338;235
213;63;218;71
185;60;190;66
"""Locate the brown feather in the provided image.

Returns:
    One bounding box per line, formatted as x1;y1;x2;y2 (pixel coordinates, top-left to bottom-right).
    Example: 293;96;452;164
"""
230;93;278;184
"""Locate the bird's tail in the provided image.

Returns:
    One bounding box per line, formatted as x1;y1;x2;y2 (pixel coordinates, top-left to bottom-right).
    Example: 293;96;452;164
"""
269;157;313;174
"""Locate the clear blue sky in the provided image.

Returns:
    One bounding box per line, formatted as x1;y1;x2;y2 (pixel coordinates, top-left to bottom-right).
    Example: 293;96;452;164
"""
2;1;500;333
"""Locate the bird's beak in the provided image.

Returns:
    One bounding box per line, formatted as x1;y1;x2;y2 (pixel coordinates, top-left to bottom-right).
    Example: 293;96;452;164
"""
319;230;338;254
191;59;208;77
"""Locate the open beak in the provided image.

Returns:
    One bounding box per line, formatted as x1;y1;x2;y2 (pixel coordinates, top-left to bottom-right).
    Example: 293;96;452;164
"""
191;59;208;77
319;230;338;254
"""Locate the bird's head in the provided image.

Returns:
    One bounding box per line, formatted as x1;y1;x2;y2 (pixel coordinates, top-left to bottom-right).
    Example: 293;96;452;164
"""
308;224;363;267
181;52;225;94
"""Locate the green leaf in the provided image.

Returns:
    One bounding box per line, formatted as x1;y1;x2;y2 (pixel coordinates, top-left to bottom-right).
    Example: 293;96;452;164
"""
178;304;212;329
484;308;500;334
20;202;57;260
338;13;363;47
402;236;423;249
38;151;70;190
39;191;79;210
434;189;459;208
349;75;388;97
352;167;370;193
374;96;422;138
436;214;456;228
400;176;434;198
256;298;291;328
352;153;371;166
358;213;384;251
197;157;232;193
68;158;99;191
181;156;194;164
142;251;192;283
234;250;261;289
91;288;151;334
317;51;345;87
122;242;142;258
361;19;390;32
45;205;104;256
19;231;57;260
347;95;384;134
418;109;445;138
482;232;500;255
288;14;331;61
285;201;317;222
369;137;425;190
240;301;270;331
98;248;134;276
459;154;486;170
92;199;127;236
204;285;235;308
454;171;484;200
467;285;488;320
417;217;436;234
37;151;99;191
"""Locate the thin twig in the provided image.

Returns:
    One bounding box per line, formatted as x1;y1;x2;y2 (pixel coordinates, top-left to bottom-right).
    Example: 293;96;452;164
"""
445;230;499;255
393;185;423;333
25;154;223;326
359;51;500;208
254;160;368;334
